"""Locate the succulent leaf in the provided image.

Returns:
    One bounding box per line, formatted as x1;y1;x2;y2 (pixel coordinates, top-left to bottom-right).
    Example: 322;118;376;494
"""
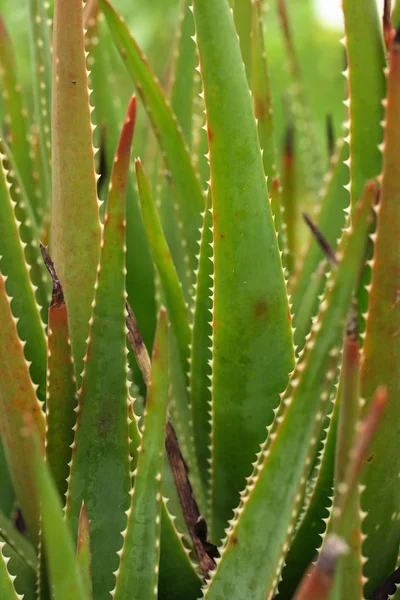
28;0;52;213
100;0;205;274
251;0;277;186
86;13;157;386
192;0;295;542
0;542;22;600
44;249;77;505
202;181;374;600
26;423;87;600
0;17;37;219
292;139;350;351
329;326;363;599
135;159;207;511
0;147;47;400
342;0;386;209
0;269;45;544
66;98;135;599
277;390;339;598
114;309;169;600
189;194;213;496
51;0;102;383
0;137;51;321
157;0;198;299
135;159;191;378
360;30;400;595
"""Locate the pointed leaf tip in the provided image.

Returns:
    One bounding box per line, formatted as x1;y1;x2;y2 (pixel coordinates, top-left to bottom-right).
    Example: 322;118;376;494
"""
114;95;137;175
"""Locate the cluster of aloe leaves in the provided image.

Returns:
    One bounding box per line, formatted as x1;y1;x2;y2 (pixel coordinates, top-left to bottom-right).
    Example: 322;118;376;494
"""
0;0;399;598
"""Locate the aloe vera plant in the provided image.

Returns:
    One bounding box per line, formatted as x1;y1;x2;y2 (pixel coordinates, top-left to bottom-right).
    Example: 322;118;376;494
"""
0;0;398;598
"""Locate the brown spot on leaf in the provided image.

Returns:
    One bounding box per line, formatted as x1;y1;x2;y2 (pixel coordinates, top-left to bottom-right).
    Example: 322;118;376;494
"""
254;299;268;318
207;124;214;144
231;535;239;545
367;453;375;463
254;96;268;120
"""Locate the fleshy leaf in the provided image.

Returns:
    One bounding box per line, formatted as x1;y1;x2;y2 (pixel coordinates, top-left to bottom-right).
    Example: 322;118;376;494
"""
202;182;374;600
192;0;295;542
251;0;277;185
360;30;400;595
0;137;50;321
292;139;349;351
86;13;157;390
28;0;52;213
43;246;77;505
0;542;21;600
136;158;207;512
66;98;135;599
100;0;205;274
329;319;363;599
0;148;47;400
0;17;37;219
114;309;169;600
277;387;339;598
135;159;190;380
0;269;45;544
189;195;213;495
26;424;87;600
157;0;198;299
342;0;386;209
51;0;102;383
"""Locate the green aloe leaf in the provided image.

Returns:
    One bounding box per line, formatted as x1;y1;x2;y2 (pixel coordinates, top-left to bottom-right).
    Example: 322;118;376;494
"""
394;1;400;28
292;139;350;351
86;13;157;382
189;195;213;495
202;181;374;600
192;0;295;542
114;309;169;600
276;0;325;197
157;0;198;300
0;543;21;600
66;98;136;599
28;0;52;213
136;159;206;511
277;390;339;599
233;0;252;84
0;149;47;400
251;0;277;186
100;0;205;275
0;137;50;321
342;0;386;209
360;32;400;596
2;540;36;600
136;159;190;379
0;269;45;544
44;251;77;505
0;17;37;218
51;0;101;383
27;424;87;600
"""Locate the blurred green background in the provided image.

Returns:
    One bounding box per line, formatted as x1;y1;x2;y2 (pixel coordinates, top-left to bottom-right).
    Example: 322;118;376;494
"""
0;0;346;181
